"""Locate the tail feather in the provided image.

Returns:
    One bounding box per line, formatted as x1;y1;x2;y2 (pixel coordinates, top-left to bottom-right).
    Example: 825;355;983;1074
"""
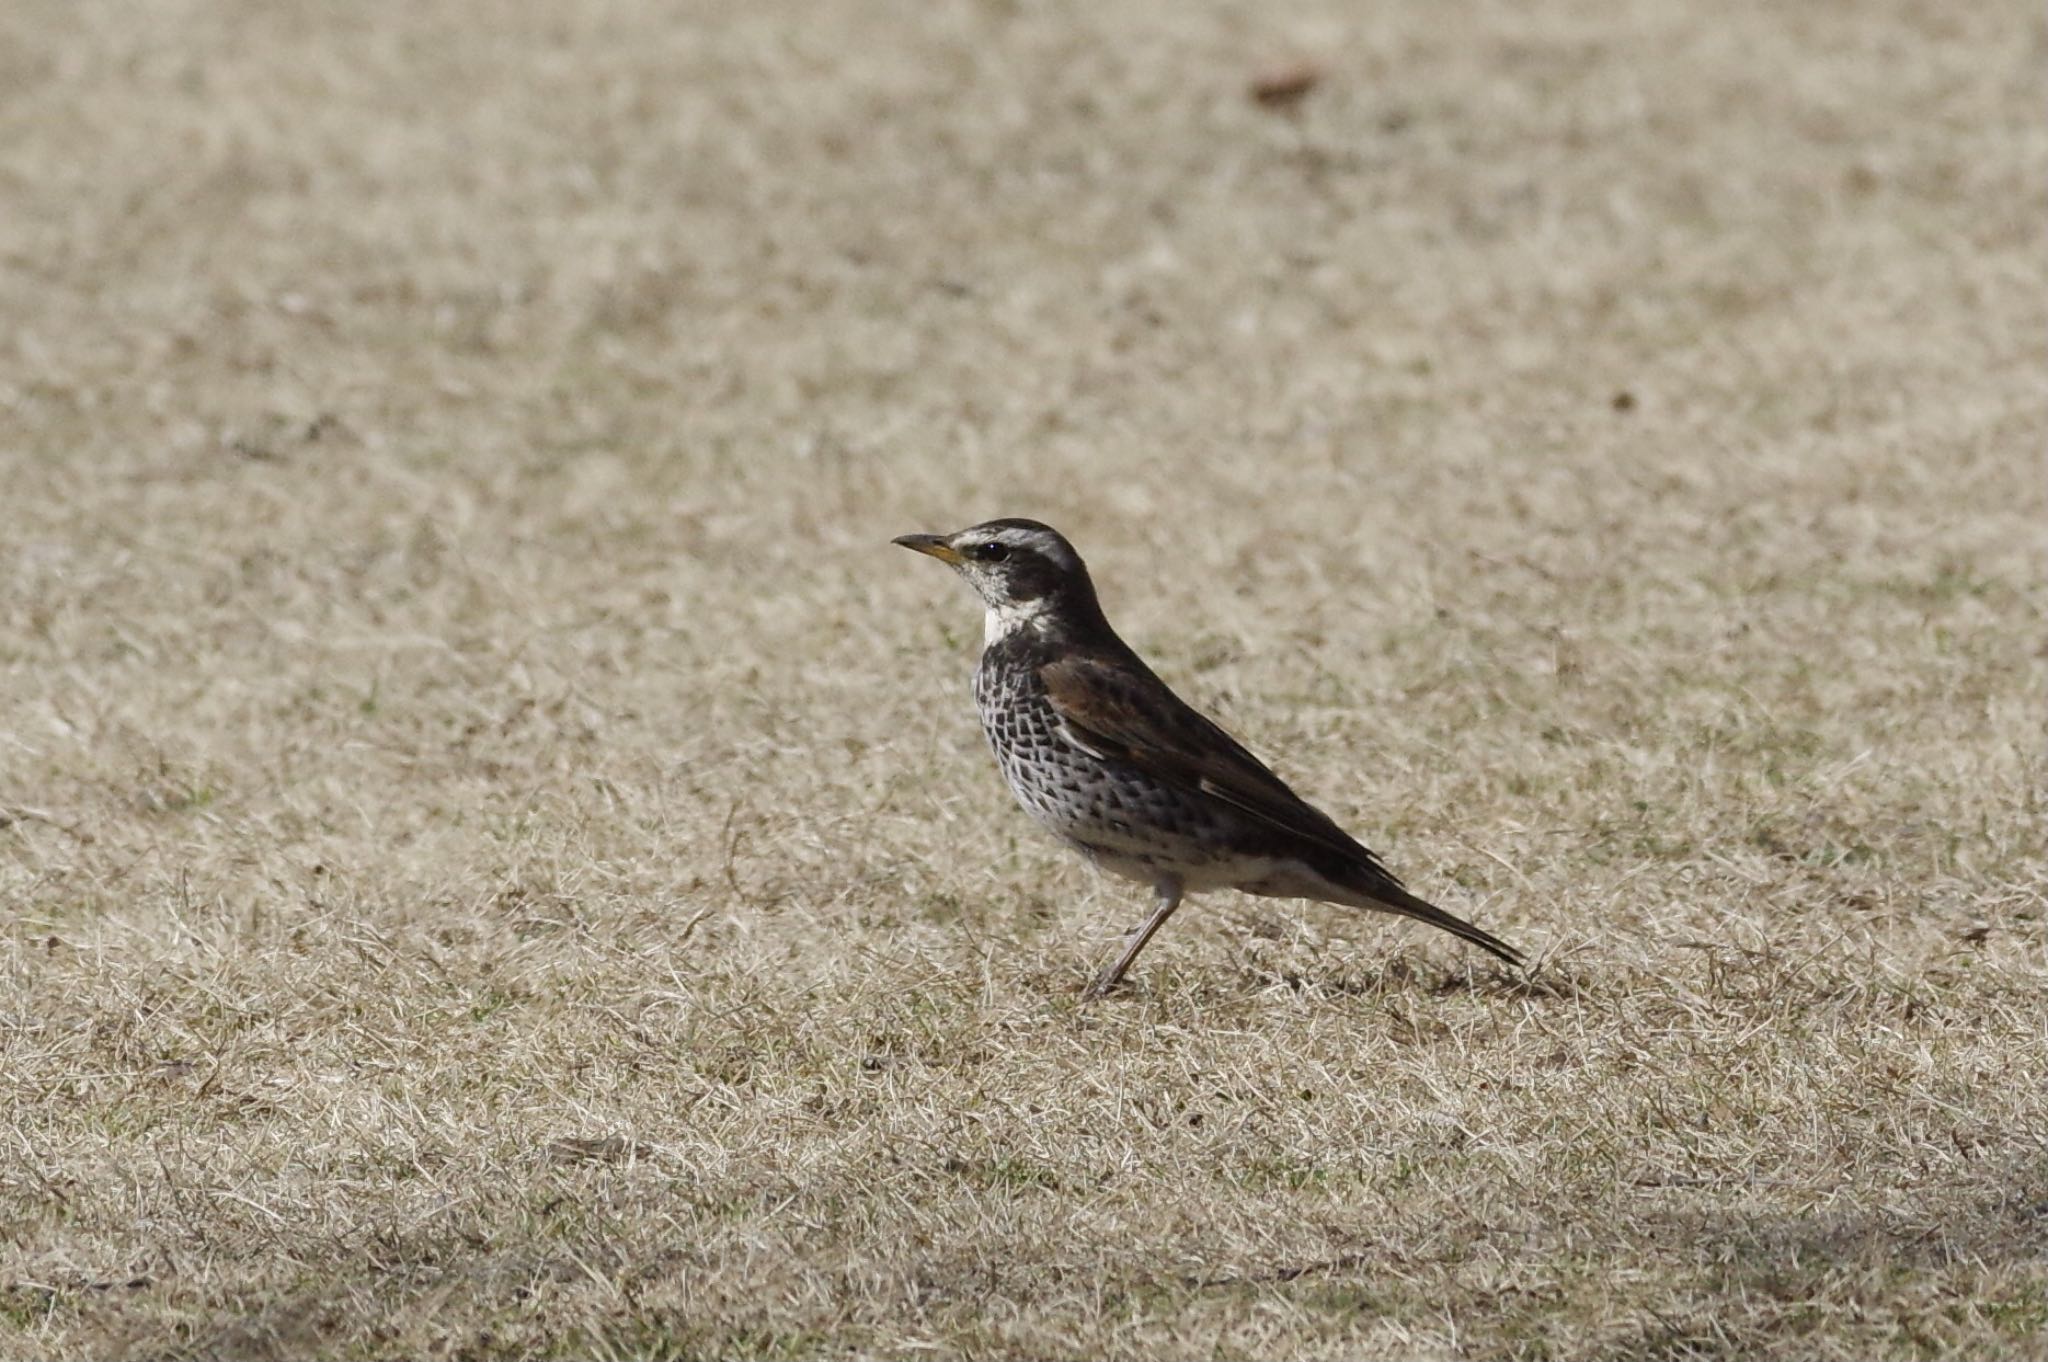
1322;858;1524;969
1370;881;1524;968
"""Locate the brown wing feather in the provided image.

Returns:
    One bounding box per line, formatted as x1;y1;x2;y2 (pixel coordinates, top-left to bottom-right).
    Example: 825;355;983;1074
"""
1039;651;1524;969
1038;652;1374;867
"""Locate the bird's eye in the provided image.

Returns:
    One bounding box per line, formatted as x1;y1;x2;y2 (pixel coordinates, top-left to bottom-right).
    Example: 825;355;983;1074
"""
976;541;1010;563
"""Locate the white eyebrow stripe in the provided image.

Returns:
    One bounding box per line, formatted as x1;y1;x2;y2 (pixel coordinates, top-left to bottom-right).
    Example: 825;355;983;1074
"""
989;527;1077;569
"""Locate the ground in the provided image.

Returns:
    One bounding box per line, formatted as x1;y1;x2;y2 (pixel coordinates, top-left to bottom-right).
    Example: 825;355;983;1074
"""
1;0;2044;1357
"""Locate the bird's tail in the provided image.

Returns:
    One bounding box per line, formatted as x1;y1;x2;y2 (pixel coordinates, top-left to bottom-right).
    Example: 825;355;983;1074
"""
1327;862;1524;969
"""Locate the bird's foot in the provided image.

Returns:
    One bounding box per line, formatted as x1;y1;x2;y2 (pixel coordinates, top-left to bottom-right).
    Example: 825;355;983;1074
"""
1080;963;1129;1003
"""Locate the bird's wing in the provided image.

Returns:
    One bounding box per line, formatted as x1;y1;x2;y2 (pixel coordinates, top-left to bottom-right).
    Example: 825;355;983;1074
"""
1039;652;1391;873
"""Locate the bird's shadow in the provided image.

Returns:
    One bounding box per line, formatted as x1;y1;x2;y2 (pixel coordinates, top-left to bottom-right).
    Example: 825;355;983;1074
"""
1225;951;1594;1003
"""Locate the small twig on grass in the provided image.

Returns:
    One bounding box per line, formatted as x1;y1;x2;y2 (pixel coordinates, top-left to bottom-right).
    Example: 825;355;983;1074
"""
0;806;96;843
1183;1251;1372;1290
1447;830;1536;894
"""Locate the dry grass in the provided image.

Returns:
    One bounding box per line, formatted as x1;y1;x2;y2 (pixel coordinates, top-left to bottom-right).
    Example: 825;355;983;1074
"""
3;0;2045;1357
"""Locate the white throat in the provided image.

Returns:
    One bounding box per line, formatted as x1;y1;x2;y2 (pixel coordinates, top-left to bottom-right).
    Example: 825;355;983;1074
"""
983;597;1051;645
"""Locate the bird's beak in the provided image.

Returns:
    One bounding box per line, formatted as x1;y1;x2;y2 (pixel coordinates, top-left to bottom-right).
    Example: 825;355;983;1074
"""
892;533;963;565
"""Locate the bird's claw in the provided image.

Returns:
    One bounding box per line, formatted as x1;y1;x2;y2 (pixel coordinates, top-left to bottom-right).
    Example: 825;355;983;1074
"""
1080;966;1128;1003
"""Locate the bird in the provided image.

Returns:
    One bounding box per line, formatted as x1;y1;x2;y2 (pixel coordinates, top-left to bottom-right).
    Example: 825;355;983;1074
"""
892;517;1523;1000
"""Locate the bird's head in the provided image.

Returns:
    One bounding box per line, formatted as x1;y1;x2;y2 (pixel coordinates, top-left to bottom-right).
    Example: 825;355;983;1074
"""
893;518;1106;642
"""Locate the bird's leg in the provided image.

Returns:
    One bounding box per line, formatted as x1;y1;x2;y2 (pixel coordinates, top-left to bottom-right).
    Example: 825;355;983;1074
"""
1083;878;1185;1001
